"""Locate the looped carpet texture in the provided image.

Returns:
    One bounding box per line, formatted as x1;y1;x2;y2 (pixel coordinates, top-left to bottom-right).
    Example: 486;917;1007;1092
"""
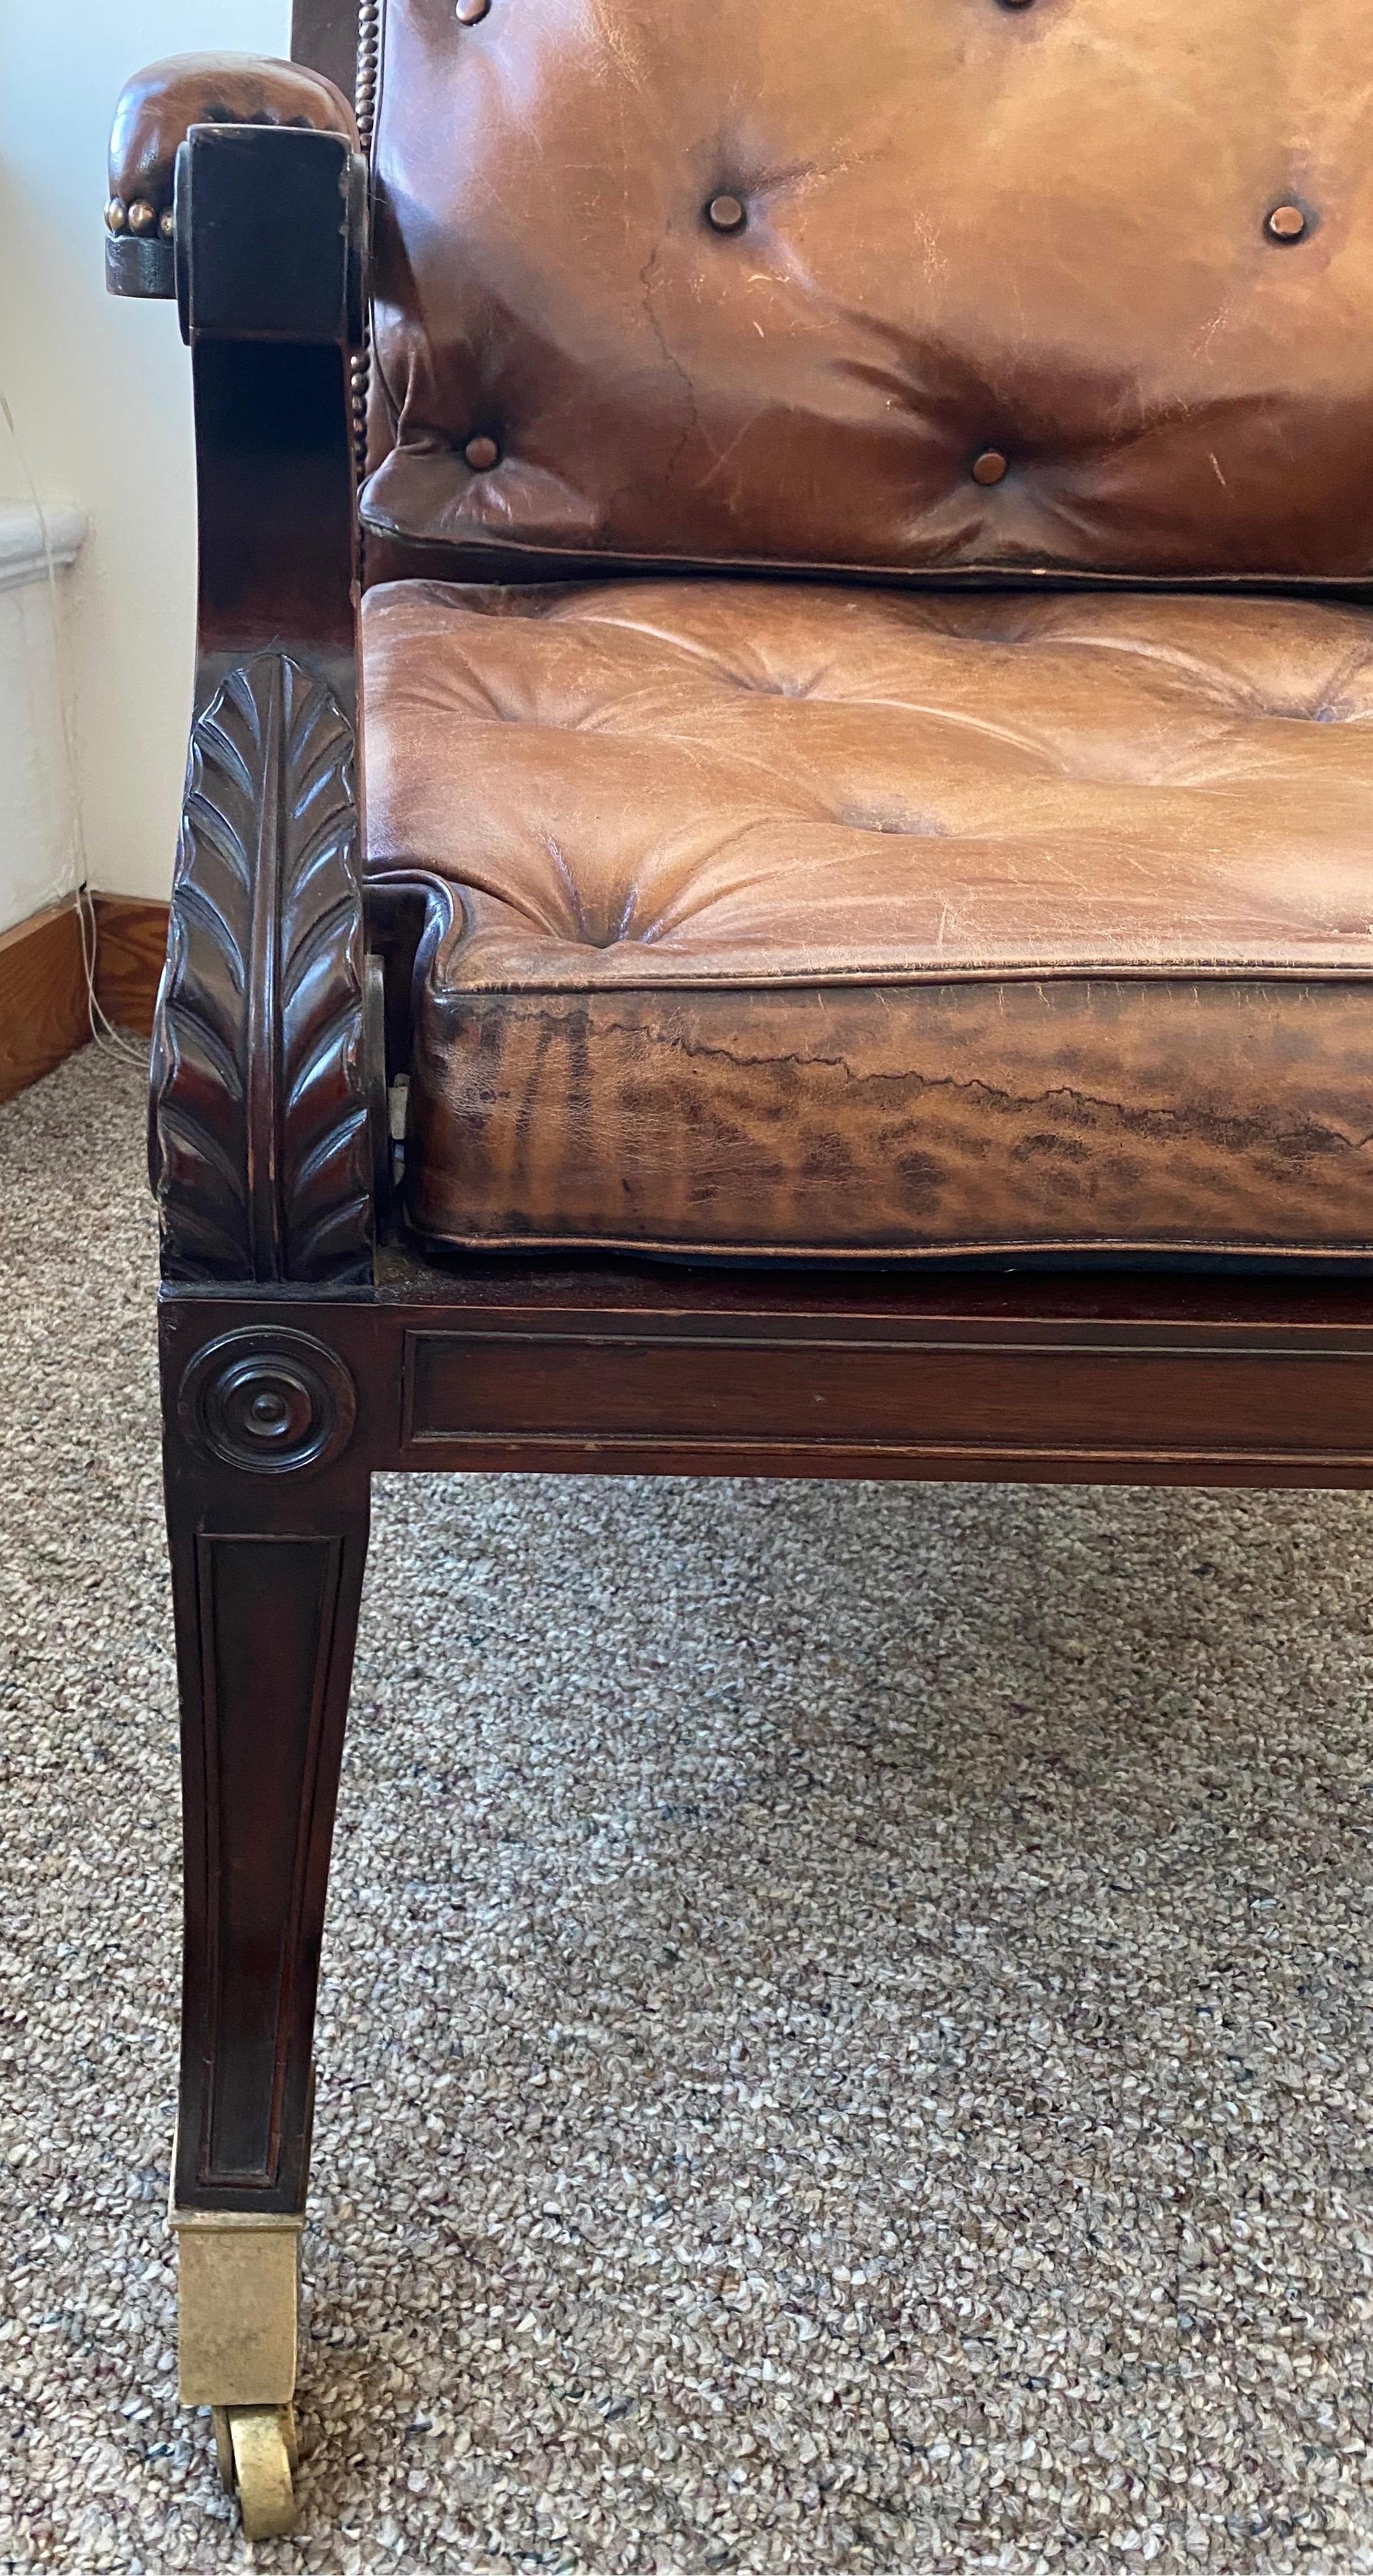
0;1048;1369;2573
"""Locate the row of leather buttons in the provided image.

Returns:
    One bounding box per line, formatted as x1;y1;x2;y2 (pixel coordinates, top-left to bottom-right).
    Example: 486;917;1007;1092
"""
449;3;1314;251
460;440;1011;486
705;194;1309;246
457;435;1013;485
452;0;1312;486
465;384;1319;484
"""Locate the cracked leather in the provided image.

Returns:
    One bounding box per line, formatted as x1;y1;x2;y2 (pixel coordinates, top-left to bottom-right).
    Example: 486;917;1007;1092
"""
362;0;1373;585
362;578;1373;1261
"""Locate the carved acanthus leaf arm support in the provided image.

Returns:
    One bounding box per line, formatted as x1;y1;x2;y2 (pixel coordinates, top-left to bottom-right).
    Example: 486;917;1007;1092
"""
106;68;380;1285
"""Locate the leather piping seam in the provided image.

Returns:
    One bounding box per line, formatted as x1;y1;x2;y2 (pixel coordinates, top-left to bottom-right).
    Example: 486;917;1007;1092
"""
355;507;1373;598
402;1227;1373;1265
415;961;1373;996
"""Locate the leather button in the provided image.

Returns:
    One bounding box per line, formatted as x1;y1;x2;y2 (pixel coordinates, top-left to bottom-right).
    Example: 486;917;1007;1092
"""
972;449;1009;486
455;0;490;21
1266;203;1308;242
706;194;747;234
464;434;500;470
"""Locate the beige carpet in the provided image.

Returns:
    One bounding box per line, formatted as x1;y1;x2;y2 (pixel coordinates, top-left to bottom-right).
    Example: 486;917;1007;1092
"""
1;1044;1370;2575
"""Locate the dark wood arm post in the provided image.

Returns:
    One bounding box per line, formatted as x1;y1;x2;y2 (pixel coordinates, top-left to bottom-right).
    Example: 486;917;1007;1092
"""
108;84;376;2533
149;116;376;1286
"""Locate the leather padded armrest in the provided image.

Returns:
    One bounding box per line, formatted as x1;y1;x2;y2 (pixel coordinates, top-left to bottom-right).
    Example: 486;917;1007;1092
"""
106;54;357;293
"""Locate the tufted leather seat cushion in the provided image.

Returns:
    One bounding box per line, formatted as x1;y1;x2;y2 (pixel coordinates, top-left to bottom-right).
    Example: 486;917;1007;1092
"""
364;0;1373;586
363;576;1373;1265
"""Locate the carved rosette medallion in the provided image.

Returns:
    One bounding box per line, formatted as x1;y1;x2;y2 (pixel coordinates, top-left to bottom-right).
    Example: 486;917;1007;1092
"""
178;1329;357;1476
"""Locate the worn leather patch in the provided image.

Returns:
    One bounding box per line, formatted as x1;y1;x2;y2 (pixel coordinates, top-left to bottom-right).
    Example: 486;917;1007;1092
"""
364;576;1373;1260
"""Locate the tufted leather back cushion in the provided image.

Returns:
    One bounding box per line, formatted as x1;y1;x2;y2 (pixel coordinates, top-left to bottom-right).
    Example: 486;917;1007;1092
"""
364;0;1373;587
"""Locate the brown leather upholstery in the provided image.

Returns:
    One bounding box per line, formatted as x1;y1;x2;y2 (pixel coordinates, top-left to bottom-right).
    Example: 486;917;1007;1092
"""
363;578;1373;1263
109;55;355;217
364;0;1373;585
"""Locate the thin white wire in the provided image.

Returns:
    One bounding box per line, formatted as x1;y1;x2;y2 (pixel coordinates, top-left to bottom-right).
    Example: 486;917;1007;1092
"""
0;383;146;1068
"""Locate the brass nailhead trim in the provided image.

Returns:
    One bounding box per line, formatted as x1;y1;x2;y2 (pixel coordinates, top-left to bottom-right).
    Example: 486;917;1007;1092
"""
355;0;381;157
353;0;381;532
455;0;491;21
972;449;1009;486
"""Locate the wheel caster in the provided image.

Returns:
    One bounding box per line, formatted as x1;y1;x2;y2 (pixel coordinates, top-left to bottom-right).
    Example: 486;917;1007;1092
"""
175;2209;304;2534
212;2403;300;2538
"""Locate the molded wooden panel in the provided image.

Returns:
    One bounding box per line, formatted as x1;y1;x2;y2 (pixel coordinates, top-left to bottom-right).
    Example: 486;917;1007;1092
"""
196;1532;343;2187
403;1323;1373;1466
162;1273;1373;1491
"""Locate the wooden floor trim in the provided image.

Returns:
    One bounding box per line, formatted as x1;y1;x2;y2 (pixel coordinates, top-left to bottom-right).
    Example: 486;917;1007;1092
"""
0;893;167;1108
91;893;168;1040
0;899;88;1106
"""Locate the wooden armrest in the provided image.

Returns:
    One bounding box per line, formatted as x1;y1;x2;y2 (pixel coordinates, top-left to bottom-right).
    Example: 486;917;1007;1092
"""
106;54;356;299
108;78;378;1286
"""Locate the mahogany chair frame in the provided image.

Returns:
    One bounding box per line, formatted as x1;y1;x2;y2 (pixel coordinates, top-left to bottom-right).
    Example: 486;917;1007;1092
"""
107;0;1373;2533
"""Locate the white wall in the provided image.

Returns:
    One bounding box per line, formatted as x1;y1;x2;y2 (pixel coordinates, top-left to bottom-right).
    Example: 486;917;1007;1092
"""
0;0;291;919
0;505;86;935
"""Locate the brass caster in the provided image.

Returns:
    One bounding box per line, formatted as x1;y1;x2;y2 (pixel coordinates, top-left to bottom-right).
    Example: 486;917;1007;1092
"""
172;2206;304;2535
212;2403;300;2540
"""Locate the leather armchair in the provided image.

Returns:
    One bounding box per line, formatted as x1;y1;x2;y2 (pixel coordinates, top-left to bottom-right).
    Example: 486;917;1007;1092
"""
107;0;1373;2536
